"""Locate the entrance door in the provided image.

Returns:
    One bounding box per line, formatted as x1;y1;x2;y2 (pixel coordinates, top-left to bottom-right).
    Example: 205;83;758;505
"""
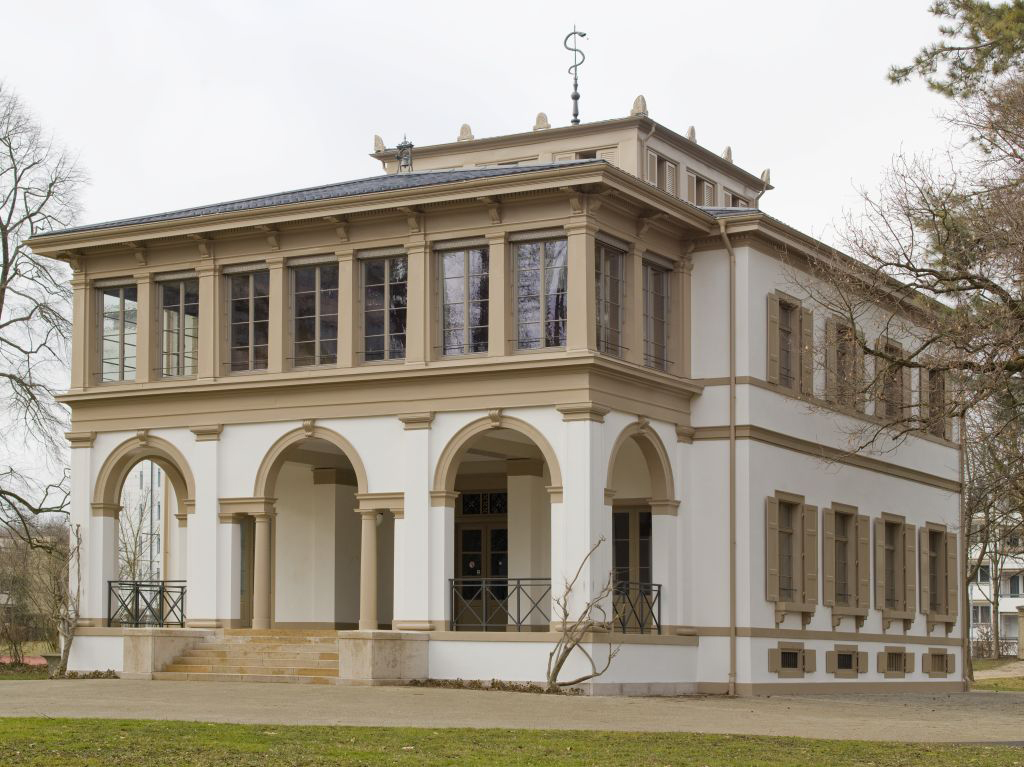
453;492;508;629
612;506;653;630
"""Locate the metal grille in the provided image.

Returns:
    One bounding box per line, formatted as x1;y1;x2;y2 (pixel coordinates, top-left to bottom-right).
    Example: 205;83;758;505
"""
108;580;186;627
449;577;551;631
612;581;662;634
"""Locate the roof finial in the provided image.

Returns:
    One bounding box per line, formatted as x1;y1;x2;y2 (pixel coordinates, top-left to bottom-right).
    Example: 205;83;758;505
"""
373;134;385;153
722;145;733;163
564;27;587;125
760;168;771;185
533;112;551;131
630;95;648;117
685;126;696;142
457;123;474;141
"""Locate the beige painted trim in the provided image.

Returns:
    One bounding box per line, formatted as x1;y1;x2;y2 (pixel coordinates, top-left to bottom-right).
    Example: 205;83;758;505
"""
426;630;698;646
675;424;695;443
605;418;676;506
399;412;434;430
692;424;960;493
92;432;196;522
66;431;96;448
430;490;460;507
190;424;223;441
691;625;962;646
90;502;121;518
218;497;276;519
556;403;610;422
728;680;964;696
546;486;564;503
392;621;436;631
355;492;405;517
506;458;544;477
254;424;369;497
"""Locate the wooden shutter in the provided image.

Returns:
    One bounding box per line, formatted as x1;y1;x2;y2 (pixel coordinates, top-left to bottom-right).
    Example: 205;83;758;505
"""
945;532;958;619
945;653;956;674
904;523;917;614
873;339;886;417
800;308;813;395
705;182;717;206
857;651;868;673
825;318;838;403
943;373;953;440
803;649;816;673
902;362;912;420
686;172;697;203
767;647;780;673
596;148;618;166
874;518;886;609
553;151;576;163
765;496;780;602
919;369;930;428
767;294;781;384
904;652;915;674
921;652;931;674
646;149;658;185
875;651;886;672
919;526;930;615
664;162;678;196
822;508;836;606
803;504;818;605
855;329;867;412
856;514;870;609
825;650;837;673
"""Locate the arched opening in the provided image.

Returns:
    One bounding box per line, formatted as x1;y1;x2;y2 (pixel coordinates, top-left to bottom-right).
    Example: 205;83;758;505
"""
254;428;380;629
441;420;559;632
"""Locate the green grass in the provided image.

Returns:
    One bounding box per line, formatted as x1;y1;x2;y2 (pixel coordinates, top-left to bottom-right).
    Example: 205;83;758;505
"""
0;664;48;681
972;676;1024;692
0;718;1020;766
972;657;1018;673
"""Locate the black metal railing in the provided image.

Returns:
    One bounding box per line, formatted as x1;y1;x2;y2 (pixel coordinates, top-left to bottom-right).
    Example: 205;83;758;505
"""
612;581;661;634
449;577;551;631
107;580;186;627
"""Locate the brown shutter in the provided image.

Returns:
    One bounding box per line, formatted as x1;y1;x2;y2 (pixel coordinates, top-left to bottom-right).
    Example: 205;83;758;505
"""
945;532;958;620
856;514;870;609
904;523;917;614
803;504;818;605
803;649;816;673
765;496;780;602
767;647;780;673
902;361;912;420
874;338;886;417
825;318;838;403
945;653;956;674
855;329;866;412
822;508;836;607
857;651;868;673
943;373;953;440
904;652;915;674
919;369;930;428
800;308;813;395
646;149;658;185
874;518;886;609
767;294;781;384
875;651;885;672
921;652;931;674
706;182;717;206
919;526;931;615
825;650;837;673
596;148;618;166
665;162;678;196
687;173;696;203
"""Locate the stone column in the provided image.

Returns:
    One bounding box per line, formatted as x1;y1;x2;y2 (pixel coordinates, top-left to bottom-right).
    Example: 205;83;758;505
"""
251;510;274;629
336;249;356;368
566;222;596;352
266;255;286;373
69;271;90;391
358;510;379;630
133;272;153;383
486;234;508;357
196;262;218;380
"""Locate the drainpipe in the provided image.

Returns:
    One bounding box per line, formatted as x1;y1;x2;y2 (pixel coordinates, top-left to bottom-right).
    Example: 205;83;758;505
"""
718;220;738;697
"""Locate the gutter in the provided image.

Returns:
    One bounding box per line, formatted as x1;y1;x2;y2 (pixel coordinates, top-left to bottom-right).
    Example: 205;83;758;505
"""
718;219;738;696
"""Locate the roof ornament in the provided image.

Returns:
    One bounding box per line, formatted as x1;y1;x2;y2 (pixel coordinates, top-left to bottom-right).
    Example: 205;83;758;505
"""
760;168;771;185
685;125;696;142
373;134;386;153
564;27;587;126
630;94;648;117
722;145;733;163
396;136;414;173
533;112;551;131
457;123;474;141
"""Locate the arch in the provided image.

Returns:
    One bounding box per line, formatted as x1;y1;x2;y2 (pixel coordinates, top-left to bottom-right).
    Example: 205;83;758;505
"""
605;420;676;505
433;414;563;496
254;425;369;498
92;433;196;519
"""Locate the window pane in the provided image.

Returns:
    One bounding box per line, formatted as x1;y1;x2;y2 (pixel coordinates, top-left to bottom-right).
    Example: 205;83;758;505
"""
294;293;316;319
253;296;269;323
364;259;386;285
320;289;338;316
389;256;408;283
252;271;269;297
365;284;386;310
441;251;464;279
320;264;338;291
253;320;269;347
294;266;316;294
295;317;316;343
184;279;199;305
230;275;249;300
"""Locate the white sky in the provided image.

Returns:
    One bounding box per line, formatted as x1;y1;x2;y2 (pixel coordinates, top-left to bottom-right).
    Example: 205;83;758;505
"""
2;1;955;247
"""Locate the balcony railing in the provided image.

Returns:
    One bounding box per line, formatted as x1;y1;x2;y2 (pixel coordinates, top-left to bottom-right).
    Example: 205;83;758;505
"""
107;580;186;628
449;577;551;631
612;581;661;634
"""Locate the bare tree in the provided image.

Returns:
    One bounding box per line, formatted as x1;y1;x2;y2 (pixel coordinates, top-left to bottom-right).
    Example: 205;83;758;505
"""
0;82;84;545
546;538;620;692
117;468;157;581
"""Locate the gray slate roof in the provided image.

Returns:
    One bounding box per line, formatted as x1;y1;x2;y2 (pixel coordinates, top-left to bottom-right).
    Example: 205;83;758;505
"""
45;160;607;237
700;207;759;217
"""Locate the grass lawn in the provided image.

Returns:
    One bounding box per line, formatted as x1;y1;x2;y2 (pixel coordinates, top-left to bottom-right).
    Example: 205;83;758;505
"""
0;718;1021;766
972;657;1018;673
0;664;48;681
972;676;1024;692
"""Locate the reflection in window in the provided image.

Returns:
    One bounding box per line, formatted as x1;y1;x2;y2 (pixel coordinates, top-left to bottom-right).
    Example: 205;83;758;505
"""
440;247;489;355
515;239;567;350
100;285;138;382
643;262;669;370
292;263;338;366
229;271;270;372
363;255;407;361
595;242;624;357
160;279;199;377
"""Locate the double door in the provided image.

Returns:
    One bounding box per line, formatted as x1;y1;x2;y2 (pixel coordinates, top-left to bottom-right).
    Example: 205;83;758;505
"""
612;506;654;631
454;492;508;630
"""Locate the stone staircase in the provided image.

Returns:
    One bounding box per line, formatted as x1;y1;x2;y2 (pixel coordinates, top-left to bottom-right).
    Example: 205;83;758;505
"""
153;629;341;685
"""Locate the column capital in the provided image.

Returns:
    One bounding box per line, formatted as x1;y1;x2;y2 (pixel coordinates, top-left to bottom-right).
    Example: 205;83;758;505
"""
90;502;121;518
355;492;405;519
429;490;460;507
66;431;95;449
556;403;609;422
399;412;434;430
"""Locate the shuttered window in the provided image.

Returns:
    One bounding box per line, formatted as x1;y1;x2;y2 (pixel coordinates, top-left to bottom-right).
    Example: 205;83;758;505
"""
765;494;818;614
767;292;813;395
924;369;950;438
875;339;911;421
920;524;958;624
874;516;917;619
825;317;864;410
823;506;870;619
595;242;625;357
645;149;679;196
825;645;869;678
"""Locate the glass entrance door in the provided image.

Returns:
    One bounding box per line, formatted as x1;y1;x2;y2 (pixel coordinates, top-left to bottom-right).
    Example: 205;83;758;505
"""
453;492;508;629
612;507;653;631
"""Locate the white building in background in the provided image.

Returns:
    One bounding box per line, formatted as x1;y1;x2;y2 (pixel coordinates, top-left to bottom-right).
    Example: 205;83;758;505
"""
968;546;1024;657
118;461;164;582
29;97;964;694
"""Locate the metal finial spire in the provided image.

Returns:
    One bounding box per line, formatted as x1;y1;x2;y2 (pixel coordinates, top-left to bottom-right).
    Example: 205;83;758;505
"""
564;27;587;125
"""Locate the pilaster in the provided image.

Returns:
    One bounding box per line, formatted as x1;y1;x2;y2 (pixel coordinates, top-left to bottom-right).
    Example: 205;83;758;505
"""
486;233;508;357
566;221;597;352
405;238;427;364
70;271;89;390
625;241;644;366
336;249;356;368
133;272;154;383
266;255;286;373
196;261;218;380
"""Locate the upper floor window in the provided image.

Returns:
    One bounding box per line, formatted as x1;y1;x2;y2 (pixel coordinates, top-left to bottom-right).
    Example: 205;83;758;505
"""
439;246;489;356
515;238;567;350
595;242;624;357
921;524;956;621
972;603;991;624
875;339;909;420
926;369;948;438
159;278;198;377
100;284;138;382
826;318;862;410
228;270;269;372
724;190;749;207
978;564;991;583
643;261;670;371
363;255;407;362
645;150;678;195
688;173;716;206
292;262;338;367
767;293;811;395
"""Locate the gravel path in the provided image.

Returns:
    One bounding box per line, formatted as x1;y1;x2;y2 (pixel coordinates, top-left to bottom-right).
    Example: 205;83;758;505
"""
2;680;1024;743
974;660;1024;679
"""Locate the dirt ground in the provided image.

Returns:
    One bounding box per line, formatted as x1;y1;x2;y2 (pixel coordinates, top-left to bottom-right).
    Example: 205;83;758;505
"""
2;680;1024;744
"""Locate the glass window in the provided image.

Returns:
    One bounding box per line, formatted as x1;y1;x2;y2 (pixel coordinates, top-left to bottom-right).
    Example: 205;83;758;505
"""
779;303;795;389
99;284;138;382
779;502;796;601
228;270;270;372
440;247;489;356
515;239;567;350
363;255;407;362
160;279;199;377
928;370;946;436
292;263;338;367
643;262;669;370
835;512;850;606
929;529;943;612
595;242;624;357
884;521;900;609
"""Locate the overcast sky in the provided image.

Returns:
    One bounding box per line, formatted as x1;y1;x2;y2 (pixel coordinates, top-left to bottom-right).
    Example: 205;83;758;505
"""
3;1;953;246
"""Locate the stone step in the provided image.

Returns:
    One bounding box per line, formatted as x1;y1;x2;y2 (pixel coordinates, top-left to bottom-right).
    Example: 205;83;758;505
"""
173;656;338;670
212;637;339;647
153;671;339;685
185;648;339;662
163;662;338;676
222;629;340;638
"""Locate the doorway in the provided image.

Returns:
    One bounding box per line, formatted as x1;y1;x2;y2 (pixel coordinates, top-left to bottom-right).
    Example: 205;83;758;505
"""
454;491;508;629
612;506;654;631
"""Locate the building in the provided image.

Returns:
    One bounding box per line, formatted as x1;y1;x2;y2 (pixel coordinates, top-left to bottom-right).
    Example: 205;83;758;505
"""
28;97;964;694
968;539;1024;658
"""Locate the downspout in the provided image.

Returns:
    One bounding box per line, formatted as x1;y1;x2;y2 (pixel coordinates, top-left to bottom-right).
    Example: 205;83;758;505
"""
718;220;738;696
639;122;656;178
959;413;969;691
